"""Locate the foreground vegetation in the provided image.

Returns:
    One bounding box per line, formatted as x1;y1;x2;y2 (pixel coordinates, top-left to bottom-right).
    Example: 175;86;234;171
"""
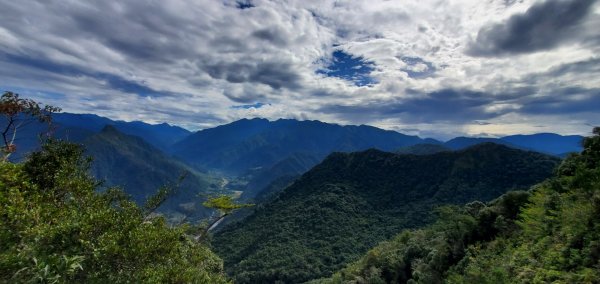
317;128;600;283
0;140;229;283
2;92;597;283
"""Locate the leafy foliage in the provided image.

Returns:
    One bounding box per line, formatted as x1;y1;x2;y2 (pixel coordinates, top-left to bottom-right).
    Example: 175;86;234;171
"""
395;143;450;155
213;143;559;283
316;127;600;283
0;139;229;283
203;195;254;215
1;91;60;160
83;125;222;221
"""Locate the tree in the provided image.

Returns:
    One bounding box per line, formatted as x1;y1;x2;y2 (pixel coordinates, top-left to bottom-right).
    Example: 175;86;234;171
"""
198;195;253;241
1;138;230;283
0;91;61;160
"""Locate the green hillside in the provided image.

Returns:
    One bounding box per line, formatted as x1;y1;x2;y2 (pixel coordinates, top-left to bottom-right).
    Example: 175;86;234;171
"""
84;125;222;220
213;143;560;283
395;143;451;155
317;128;600;283
0;140;229;283
242;152;321;200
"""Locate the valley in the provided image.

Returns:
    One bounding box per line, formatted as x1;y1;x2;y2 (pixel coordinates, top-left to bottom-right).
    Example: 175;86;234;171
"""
3;108;593;283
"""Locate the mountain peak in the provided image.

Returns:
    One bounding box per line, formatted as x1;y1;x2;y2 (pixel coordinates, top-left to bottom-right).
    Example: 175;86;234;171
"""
100;124;120;134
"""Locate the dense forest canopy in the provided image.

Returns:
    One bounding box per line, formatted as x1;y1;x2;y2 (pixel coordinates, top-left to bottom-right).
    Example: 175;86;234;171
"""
213;143;560;283
316;127;600;283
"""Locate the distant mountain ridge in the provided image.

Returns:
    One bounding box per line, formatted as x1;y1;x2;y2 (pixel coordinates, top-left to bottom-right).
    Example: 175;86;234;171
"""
213;143;561;283
4;112;191;159
444;133;583;155
7;113;583;166
171;118;439;175
53;113;191;150
500;133;583;155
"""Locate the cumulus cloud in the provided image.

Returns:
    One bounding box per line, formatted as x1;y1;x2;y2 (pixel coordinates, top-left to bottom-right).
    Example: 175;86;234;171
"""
468;0;598;56
0;0;598;138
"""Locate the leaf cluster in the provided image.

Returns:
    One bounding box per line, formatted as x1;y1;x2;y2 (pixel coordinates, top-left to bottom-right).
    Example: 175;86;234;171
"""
0;139;229;283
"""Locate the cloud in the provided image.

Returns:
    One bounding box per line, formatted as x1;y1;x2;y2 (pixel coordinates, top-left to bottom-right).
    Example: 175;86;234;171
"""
399;56;436;79
319;89;509;124
203;60;302;90
251;27;290;47
519;87;600;114
2;52;166;96
0;0;598;138
545;57;600;76
468;0;597;56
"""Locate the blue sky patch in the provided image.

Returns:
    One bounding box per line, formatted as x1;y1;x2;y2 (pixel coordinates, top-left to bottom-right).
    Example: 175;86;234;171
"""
400;56;436;79
235;1;254;9
230;102;269;109
317;50;377;87
0;86;66;101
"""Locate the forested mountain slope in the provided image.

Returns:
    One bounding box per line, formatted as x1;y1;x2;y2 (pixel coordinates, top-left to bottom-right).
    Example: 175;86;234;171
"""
395;143;451;155
242;152;322;200
84;125;221;219
317;128;600;284
213;143;560;283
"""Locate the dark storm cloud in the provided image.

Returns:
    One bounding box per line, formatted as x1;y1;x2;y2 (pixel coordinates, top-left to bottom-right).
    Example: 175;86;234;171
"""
320;89;506;123
546;58;600;77
251;27;289;46
510;57;600;86
222;86;268;103
2;53;165;96
2;1;306;92
323;85;600;124
204;61;302;90
65;2;199;62
468;0;597;56
520;87;600;114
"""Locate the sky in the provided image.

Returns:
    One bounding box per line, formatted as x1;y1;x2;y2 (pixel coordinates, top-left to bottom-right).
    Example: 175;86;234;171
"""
1;0;599;140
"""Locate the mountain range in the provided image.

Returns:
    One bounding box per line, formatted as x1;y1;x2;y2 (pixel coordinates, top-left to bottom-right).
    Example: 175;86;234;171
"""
171;118;438;175
52;113;190;151
212;143;560;283
4;112;584;211
445;133;583;155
